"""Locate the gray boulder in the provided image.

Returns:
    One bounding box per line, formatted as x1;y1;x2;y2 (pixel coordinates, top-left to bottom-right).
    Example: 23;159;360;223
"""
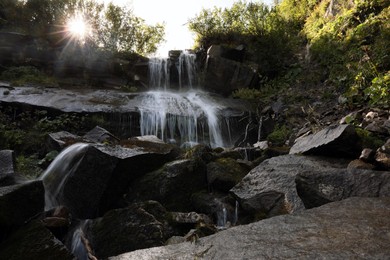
86;206;165;259
0;220;74;260
231;155;349;218
109;197;390;260
207;158;249;192
290;124;362;158
0;180;44;238
296;168;390;208
126;159;207;212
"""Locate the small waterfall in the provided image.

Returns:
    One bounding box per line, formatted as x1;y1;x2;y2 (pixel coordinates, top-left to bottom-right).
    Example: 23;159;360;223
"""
137;91;224;148
141;50;229;148
40;143;89;211
177;50;197;89
257;116;263;142
148;57;170;90
217;207;227;228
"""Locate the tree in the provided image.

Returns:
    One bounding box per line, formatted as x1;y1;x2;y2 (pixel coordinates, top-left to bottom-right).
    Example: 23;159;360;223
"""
0;0;165;56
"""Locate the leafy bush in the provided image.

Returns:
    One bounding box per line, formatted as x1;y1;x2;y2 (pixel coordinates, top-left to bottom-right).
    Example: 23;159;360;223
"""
267;124;290;146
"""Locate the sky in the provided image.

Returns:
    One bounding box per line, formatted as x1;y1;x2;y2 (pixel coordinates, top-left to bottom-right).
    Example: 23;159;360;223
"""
103;0;274;57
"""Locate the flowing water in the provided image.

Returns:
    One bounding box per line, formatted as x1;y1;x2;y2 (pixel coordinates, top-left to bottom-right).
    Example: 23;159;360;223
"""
40;143;89;211
140;51;228;148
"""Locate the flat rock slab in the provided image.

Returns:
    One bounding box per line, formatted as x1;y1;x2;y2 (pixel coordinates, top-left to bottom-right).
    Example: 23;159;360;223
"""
110;197;390;260
0;87;250;116
290;124;362;158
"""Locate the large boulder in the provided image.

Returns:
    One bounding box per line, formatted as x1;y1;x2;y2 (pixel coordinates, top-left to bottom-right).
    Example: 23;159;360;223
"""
204;56;258;96
86;205;165;259
290;124;362;158
109;197;390;260
230;155;349;218
0;180;44;239
125;158;207;212
42;141;178;219
206;158;249;192
296;167;390;208
0;220;74;260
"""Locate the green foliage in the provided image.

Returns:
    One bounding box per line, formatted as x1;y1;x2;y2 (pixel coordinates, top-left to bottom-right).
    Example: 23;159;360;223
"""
0;0;165;56
232;88;262;99
0;66;57;86
266;124;290;146
188;0;301;77
303;0;389;107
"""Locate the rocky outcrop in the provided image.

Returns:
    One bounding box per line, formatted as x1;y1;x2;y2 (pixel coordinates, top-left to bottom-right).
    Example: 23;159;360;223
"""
204;50;259;96
290;124;362;158
109;197;390;260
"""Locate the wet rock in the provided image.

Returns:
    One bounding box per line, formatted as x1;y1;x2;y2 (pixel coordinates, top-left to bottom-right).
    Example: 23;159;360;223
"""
0;180;44;239
0;220;74;260
207;158;249;192
231;155;349;218
296;167;390;209
290;124;362;158
0;150;16;186
109;197;390;260
126;159;207;212
87;206;165;259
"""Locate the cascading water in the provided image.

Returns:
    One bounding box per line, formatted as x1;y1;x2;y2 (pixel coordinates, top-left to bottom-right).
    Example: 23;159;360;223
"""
139;51;228;148
177;50;197;89
148;57;170;90
40;143;89;210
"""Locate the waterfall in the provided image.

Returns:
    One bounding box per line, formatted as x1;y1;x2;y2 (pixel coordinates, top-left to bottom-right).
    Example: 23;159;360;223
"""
137;91;224;148
141;51;227;148
40;143;89;211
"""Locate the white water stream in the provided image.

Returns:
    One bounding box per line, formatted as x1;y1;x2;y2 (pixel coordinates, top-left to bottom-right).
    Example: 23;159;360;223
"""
140;51;226;148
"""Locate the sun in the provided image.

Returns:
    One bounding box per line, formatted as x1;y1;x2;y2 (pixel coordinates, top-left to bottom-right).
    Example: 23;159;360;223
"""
66;15;89;41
